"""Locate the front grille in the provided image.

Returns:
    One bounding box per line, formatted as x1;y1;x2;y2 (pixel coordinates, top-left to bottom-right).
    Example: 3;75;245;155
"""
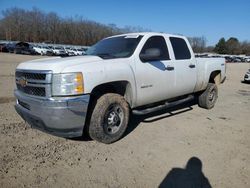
15;70;52;98
15;71;46;80
17;84;46;97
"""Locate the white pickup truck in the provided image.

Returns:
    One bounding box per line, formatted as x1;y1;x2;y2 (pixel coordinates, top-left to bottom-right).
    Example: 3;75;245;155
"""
14;32;226;143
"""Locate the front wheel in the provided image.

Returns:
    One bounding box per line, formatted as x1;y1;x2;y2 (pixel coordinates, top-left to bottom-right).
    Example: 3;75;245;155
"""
88;93;129;144
198;83;218;109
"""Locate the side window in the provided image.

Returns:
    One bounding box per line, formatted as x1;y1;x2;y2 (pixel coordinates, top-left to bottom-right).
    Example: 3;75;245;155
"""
170;37;191;60
140;36;170;60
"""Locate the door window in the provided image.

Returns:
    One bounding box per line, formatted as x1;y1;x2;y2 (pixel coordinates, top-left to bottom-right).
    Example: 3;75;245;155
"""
170;37;191;60
140;36;170;60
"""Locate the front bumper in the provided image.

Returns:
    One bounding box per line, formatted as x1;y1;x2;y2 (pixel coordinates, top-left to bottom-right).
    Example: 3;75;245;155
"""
14;90;90;138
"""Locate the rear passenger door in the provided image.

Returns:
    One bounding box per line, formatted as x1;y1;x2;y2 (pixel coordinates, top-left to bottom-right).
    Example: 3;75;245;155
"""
169;37;197;96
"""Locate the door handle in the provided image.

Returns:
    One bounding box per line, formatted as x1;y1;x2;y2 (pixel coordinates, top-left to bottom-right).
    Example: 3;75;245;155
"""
189;64;195;68
165;65;174;71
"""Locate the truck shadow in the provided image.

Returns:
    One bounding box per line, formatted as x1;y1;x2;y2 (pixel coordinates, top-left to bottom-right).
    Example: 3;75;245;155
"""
158;156;212;188
124;99;197;138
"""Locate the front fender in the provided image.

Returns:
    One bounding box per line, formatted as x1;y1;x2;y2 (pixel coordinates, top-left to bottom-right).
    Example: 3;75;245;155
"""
62;59;137;107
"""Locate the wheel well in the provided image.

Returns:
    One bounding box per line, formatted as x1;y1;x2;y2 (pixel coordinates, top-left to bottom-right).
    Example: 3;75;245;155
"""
84;81;132;135
90;81;133;106
209;71;221;85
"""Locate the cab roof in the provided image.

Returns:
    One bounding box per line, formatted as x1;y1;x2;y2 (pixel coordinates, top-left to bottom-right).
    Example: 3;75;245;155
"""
106;32;186;39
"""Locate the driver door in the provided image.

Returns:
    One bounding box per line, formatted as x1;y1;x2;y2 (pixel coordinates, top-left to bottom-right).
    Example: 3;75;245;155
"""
134;36;176;107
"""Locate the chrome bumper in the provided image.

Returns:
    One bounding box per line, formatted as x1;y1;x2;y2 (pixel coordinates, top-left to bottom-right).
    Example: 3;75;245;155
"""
14;90;90;138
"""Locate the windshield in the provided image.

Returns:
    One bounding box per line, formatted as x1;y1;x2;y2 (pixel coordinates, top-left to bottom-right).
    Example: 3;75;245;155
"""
86;35;143;59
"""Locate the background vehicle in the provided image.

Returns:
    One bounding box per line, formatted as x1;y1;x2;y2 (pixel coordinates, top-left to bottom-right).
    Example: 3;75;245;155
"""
33;45;43;55
42;46;54;56
33;45;53;55
244;69;250;83
52;46;67;56
0;42;6;52
64;47;75;56
225;56;234;63
72;48;85;55
14;32;226;144
245;58;250;62
3;42;16;53
13;42;36;55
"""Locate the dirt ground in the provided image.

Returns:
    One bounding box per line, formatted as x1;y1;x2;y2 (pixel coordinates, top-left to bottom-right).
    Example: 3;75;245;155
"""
0;53;250;188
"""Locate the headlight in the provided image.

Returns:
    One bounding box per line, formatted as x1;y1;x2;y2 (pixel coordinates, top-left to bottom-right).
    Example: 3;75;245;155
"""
52;72;84;96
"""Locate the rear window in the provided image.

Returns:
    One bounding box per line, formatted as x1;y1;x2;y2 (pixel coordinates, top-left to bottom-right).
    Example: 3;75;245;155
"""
170;37;191;60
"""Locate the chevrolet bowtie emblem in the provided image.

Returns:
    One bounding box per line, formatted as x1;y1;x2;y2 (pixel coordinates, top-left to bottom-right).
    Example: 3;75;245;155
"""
18;77;28;87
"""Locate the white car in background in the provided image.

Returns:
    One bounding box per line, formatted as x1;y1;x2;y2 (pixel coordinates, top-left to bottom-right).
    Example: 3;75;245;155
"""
33;45;53;55
41;46;53;55
52;46;67;56
65;48;85;56
64;47;75;56
33;46;44;55
244;69;250;83
72;48;85;55
245;58;250;63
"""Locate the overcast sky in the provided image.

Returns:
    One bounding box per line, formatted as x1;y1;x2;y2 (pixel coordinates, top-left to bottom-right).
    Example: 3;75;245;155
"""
0;0;249;46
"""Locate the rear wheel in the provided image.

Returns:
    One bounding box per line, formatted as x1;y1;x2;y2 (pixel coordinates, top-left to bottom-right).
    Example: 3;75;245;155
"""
88;93;129;144
198;83;218;109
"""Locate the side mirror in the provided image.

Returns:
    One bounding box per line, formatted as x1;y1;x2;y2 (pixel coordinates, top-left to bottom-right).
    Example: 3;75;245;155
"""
139;48;161;62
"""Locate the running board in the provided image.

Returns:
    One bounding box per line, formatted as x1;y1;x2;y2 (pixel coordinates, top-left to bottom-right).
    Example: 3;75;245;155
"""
132;95;194;115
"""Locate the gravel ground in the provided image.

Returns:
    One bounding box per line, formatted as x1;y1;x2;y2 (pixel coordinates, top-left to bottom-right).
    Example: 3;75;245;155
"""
0;53;250;188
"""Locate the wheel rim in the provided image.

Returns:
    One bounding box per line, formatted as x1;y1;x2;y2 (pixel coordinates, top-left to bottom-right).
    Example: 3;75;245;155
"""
208;88;216;103
104;104;124;135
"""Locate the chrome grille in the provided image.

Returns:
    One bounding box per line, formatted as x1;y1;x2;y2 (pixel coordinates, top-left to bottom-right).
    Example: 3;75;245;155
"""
15;70;52;98
16;85;46;97
15;72;46;80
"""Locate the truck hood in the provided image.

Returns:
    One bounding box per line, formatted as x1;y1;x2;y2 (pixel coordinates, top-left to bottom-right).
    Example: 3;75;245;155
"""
17;55;103;73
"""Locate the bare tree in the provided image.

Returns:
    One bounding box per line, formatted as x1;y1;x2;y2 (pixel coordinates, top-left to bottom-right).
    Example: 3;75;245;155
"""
188;36;207;53
2;7;248;55
0;7;152;45
241;41;250;55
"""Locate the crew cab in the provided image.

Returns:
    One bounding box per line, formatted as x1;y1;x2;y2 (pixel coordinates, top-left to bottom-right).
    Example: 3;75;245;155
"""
14;32;226;143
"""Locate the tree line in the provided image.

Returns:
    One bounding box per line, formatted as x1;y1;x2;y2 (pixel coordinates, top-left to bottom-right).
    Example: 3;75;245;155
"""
0;7;144;46
0;7;249;55
188;37;250;55
214;37;250;55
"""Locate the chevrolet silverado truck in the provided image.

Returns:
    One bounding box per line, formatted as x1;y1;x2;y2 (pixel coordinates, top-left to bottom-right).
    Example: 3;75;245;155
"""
14;32;226;144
